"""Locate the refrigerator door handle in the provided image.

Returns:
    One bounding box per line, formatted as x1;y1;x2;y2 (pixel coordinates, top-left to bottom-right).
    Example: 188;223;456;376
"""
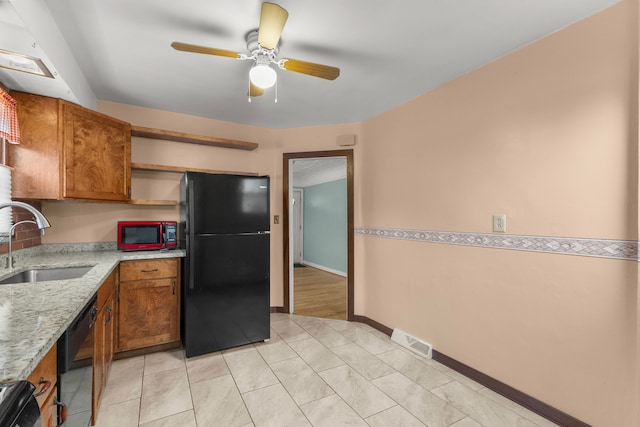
232;231;270;235
189;182;196;290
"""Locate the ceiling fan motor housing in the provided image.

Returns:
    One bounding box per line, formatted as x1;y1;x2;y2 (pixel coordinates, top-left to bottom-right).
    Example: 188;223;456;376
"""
246;29;279;57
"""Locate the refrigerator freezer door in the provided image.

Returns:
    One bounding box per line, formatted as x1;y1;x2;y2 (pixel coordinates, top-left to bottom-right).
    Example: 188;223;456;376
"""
187;173;270;234
183;233;270;357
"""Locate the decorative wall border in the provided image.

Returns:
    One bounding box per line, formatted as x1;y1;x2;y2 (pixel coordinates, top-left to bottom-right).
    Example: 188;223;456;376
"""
355;226;638;261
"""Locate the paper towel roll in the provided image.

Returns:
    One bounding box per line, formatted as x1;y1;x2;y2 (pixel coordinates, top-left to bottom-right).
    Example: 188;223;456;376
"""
0;165;11;234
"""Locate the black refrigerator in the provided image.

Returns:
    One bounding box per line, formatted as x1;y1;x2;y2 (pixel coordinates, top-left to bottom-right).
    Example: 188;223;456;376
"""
180;172;270;358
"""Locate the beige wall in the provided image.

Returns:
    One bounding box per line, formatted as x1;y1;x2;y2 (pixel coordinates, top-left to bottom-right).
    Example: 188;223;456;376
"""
39;0;639;424
359;1;638;425
636;1;640;421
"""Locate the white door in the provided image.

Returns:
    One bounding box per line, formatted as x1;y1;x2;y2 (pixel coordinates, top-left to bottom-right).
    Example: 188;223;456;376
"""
292;188;303;264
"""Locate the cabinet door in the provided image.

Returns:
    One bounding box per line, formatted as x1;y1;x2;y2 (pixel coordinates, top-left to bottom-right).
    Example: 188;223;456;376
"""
41;386;57;427
62;102;131;201
117;278;178;351
104;295;115;381
92;294;115;425
92;306;105;425
27;343;57;409
10;92;61;199
103;269;116;380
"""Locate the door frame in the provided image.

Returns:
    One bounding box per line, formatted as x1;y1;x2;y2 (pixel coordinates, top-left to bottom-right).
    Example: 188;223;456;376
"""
292;187;304;265
282;149;355;321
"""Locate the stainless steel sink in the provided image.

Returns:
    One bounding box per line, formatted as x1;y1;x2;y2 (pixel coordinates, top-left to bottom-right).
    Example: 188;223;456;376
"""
0;265;93;285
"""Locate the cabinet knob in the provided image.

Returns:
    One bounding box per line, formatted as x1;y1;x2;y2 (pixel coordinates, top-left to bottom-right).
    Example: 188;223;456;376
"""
105;305;113;323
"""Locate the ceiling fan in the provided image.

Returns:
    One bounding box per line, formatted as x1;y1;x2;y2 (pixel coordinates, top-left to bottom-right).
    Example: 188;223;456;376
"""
171;2;340;98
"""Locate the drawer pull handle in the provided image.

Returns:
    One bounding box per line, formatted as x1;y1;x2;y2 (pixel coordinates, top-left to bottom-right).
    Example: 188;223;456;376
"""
33;377;51;397
141;268;159;273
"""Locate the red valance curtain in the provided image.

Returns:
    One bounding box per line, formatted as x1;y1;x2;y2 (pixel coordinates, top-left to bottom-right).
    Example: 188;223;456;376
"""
0;89;20;144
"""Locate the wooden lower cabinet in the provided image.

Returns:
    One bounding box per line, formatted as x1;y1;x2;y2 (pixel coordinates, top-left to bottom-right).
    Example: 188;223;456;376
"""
27;343;57;427
93;269;117;424
117;259;180;352
25;259;181;426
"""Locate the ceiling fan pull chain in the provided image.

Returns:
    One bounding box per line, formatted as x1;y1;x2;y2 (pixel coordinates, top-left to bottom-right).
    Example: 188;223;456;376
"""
275;80;278;103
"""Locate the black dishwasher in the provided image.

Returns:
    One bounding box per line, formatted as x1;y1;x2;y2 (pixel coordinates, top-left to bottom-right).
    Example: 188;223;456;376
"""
57;294;97;427
0;380;41;427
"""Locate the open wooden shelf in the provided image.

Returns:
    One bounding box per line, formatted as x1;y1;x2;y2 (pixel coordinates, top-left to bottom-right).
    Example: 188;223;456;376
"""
131;126;259;151
128;199;177;206
129;126;259;204
131;162;259;176
129;163;259;206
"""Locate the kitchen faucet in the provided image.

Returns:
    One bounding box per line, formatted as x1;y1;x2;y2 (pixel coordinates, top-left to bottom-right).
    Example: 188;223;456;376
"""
0;201;51;269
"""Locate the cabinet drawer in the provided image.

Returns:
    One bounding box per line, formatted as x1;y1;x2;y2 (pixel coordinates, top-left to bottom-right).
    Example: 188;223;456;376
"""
27;343;57;409
120;259;178;281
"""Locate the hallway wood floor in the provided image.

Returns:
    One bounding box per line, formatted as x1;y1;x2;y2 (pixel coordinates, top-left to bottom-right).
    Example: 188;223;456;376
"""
293;265;347;320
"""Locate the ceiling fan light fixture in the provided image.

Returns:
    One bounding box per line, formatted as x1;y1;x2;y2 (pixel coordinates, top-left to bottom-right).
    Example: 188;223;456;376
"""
250;63;277;88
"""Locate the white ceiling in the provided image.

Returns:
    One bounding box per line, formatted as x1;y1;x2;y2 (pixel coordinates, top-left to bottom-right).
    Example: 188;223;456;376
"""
0;0;621;129
292;158;346;188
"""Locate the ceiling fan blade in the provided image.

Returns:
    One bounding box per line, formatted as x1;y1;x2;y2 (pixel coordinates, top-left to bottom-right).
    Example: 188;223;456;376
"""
280;58;340;80
171;41;240;59
258;2;288;50
248;82;264;97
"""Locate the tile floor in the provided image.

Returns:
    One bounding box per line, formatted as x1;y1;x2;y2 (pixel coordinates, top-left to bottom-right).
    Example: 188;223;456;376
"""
94;313;558;427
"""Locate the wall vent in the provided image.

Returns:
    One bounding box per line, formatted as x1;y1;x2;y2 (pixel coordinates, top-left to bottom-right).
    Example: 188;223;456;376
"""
336;134;357;146
391;329;433;359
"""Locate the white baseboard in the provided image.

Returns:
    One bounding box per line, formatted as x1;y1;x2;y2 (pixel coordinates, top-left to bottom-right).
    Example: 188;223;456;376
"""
301;260;347;277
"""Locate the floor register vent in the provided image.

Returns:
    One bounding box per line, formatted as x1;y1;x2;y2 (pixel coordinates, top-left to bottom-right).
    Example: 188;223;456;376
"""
391;329;433;359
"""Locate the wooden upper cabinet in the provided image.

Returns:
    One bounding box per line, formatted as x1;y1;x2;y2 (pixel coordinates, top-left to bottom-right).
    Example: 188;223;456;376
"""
10;93;60;198
62;102;131;201
10;92;131;202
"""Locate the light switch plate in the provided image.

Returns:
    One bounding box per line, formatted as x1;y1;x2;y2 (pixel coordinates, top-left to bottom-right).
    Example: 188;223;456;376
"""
274;215;280;225
493;214;506;232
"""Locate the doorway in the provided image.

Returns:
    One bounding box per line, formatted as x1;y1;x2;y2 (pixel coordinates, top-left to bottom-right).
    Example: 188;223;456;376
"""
283;150;354;321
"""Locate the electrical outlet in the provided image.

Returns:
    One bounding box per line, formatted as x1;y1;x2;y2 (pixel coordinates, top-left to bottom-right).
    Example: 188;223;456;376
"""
274;215;279;225
493;214;506;233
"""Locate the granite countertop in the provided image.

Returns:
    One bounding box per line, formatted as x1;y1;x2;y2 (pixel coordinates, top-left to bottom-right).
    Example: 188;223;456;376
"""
0;243;185;382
